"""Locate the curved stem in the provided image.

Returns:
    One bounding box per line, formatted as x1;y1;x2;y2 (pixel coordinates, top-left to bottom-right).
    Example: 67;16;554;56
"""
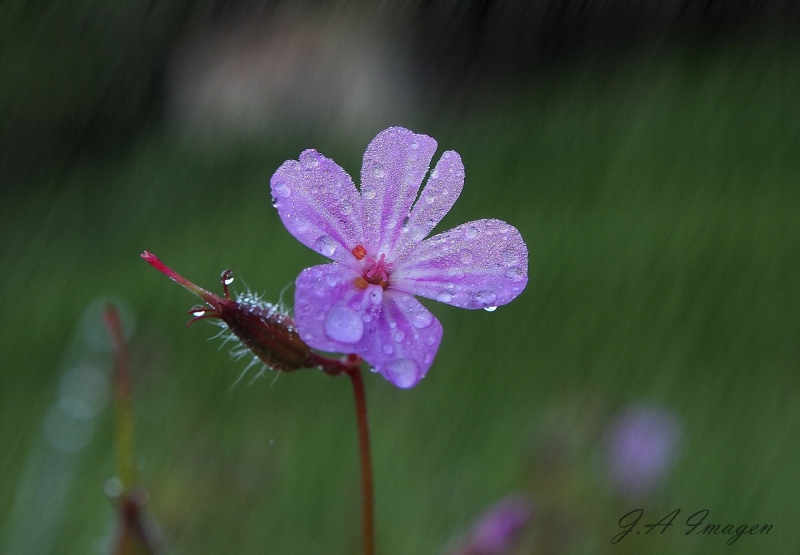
346;366;375;555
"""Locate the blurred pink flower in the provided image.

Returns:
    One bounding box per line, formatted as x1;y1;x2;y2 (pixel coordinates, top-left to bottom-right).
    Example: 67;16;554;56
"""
605;404;681;497
271;127;528;388
445;495;534;555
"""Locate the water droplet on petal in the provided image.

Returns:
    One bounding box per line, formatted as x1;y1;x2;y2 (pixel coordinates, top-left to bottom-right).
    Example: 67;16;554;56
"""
372;163;386;178
500;247;519;267
465;225;478;239
483;306;498;312
315;236;337;257
410;140;419;150
505;267;525;282
425;195;435;204
412;311;433;329
475;290;497;306
362;185;377;199
437;292;452;303
393;330;406;343
383;344;394;355
386;358;419;388
325;274;339;287
273;182;291;198
430;169;439;179
341;200;353;215
324;306;364;344
459;249;473;264
389;321;397;329
271;197;279;208
300;151;319;168
294;216;310;232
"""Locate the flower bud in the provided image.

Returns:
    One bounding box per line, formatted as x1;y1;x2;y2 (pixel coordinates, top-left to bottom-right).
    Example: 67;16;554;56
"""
142;252;310;373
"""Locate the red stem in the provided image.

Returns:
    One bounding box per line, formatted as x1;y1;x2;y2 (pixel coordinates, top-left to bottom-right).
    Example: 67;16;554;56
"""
306;353;375;555
346;366;375;555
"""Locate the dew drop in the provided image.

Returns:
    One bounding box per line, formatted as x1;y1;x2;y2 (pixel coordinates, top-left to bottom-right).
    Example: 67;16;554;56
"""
425;195;435;204
389;321;397;329
271;197;279;208
426;335;436;345
500;247;519;267
372;163;386;178
324;306;364;344
505;267;525;282
383;344;394;355
325;274;339;287
430;169;439;179
412;311;433;329
370;367;378;373
300;151;319;168
191;307;207;317
223;274;234;286
475;290;497;306
465;225;478;239
437;292;452;303
483;306;498;312
315;236;338;257
410;140;419;150
294;215;310;232
386;358;419;388
393;330;406;343
362;185;377;199
341;200;353;215
459;249;473;264
273;182;291;198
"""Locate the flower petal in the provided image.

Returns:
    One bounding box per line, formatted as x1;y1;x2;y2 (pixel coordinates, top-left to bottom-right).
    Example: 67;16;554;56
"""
360;127;437;258
294;264;384;354
362;290;443;388
271;149;365;266
393;150;465;260
392;219;528;309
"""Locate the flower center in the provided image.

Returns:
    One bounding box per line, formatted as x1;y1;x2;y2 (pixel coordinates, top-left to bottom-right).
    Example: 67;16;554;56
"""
352;245;394;289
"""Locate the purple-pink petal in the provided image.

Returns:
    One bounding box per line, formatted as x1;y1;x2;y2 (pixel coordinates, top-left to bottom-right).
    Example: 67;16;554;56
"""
361;290;442;388
271;149;365;267
393;150;465;260
392;219;528;309
293;264;383;354
360;127;437;258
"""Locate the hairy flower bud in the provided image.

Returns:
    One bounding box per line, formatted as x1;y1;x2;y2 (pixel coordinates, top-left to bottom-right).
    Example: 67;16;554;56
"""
142;252;310;373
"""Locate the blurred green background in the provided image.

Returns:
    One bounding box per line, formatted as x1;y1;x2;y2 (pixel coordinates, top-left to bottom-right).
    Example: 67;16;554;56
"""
1;1;799;554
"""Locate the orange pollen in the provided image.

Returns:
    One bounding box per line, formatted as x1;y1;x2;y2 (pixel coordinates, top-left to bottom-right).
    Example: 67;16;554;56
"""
352;245;367;260
354;277;369;289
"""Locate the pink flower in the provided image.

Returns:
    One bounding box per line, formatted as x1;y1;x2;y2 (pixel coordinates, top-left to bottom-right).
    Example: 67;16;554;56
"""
271;127;528;388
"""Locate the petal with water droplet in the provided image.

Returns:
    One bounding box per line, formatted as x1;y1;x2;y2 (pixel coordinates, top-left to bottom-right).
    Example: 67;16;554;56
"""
294;264;383;354
393;150;465;259
362;290;442;388
271;150;365;267
393;219;528;309
360;127;437;258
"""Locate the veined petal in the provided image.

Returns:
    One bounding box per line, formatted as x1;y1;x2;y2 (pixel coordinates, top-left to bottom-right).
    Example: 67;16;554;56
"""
271;150;365;266
392;219;528;309
294;264;383;354
393;150;465;260
360;127;437;258
362;290;442;389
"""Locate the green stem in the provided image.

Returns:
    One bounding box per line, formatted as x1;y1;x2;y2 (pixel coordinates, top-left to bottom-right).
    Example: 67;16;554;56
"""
346;365;375;555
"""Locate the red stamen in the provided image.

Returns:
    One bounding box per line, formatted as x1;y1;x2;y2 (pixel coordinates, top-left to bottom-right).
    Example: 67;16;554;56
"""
352;245;367;260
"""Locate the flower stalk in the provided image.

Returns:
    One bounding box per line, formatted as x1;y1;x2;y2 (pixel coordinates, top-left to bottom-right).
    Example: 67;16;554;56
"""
142;253;376;555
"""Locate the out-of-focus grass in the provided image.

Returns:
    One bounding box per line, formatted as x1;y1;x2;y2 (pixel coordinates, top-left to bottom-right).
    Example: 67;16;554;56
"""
1;43;799;554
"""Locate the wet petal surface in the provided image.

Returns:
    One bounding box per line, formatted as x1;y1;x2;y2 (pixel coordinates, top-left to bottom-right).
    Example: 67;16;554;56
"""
271;150;365;267
392;219;528;310
393;150;465;260
294;264;384;354
360;127;437;258
362;290;443;388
